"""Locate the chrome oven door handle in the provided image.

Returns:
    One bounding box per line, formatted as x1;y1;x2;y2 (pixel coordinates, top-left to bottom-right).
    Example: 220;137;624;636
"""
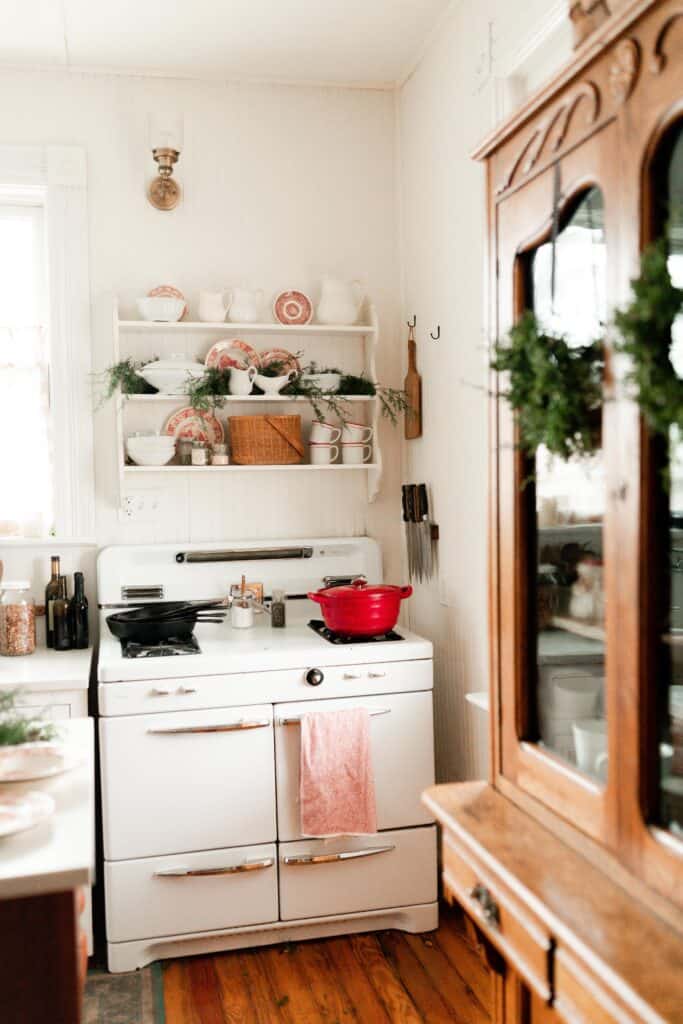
283;845;395;866
147;719;271;735
279;708;390;726
154;858;274;877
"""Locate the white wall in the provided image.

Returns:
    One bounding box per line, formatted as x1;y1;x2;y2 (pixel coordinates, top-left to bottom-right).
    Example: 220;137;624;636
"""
0;68;403;592
397;0;571;781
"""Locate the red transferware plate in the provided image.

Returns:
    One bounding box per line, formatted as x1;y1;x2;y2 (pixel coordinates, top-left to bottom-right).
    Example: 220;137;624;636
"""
273;291;313;326
148;284;188;319
164;407;224;445
205;339;261;372
260;348;301;374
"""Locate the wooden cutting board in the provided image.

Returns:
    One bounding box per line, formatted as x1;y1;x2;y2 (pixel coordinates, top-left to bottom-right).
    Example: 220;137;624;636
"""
404;326;422;439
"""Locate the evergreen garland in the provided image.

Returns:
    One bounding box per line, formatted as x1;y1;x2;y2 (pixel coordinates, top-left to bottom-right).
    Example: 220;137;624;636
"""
491;311;604;461
614;239;683;438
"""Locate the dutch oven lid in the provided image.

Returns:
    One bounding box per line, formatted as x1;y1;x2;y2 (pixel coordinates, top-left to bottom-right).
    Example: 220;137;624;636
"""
317;580;410;599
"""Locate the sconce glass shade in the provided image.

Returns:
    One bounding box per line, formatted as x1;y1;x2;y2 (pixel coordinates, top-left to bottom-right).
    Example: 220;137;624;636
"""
147;113;184;154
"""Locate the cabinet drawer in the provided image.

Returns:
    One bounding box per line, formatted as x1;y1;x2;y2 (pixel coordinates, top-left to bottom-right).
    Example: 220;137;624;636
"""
279;825;436;921
105;843;278;942
442;833;552;1002
100;705;276;860
554;948;643;1024
275;691;435;840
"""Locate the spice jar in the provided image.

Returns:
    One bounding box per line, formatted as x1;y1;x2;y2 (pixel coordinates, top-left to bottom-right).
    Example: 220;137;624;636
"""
191;441;208;466
211;443;229;466
177;438;193;466
271;589;287;628
0;582;36;656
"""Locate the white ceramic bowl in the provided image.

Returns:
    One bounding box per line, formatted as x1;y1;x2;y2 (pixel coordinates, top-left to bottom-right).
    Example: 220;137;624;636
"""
126;433;176;466
126;447;175;467
136;297;185;323
139;356;206;395
301;372;341;393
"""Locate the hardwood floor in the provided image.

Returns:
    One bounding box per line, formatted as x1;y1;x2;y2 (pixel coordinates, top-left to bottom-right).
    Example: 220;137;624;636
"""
163;904;493;1024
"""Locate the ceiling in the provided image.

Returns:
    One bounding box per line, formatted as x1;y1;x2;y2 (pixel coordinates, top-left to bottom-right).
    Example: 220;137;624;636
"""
0;0;450;87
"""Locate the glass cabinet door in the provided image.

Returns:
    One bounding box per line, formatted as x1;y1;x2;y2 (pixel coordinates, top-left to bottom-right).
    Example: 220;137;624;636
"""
653;124;683;838
524;188;608;782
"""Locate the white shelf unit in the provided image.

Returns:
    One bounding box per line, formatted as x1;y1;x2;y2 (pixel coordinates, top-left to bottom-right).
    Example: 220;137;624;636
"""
112;299;382;507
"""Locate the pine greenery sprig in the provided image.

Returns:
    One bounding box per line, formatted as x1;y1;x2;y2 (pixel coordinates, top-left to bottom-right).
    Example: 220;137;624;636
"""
491;311;604;461
0;690;58;747
614;239;683;438
96;358;158;407
187;368;232;413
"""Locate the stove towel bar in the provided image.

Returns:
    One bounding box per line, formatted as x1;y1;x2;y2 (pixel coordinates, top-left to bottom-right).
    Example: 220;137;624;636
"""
176;547;314;564
279;708;390;726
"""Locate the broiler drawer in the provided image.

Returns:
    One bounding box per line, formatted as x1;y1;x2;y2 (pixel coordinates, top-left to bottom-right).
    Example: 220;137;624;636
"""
442;832;552;1002
105;843;278;942
274;691;435;840
279;825;437;921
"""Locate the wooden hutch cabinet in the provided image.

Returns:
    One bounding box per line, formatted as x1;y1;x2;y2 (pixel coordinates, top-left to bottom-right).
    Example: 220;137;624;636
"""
425;2;683;1021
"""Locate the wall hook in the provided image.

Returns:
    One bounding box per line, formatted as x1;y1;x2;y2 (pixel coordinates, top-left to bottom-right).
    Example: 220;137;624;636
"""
407;314;417;329
430;325;441;340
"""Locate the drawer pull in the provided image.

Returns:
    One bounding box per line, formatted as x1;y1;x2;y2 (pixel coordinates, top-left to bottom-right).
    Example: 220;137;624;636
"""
469;884;500;927
154;858;274;878
150;688;171;696
279;708;390;726
147;719;271;735
343;673;362;680
176;686;197;695
283;844;395;866
368;671;386;678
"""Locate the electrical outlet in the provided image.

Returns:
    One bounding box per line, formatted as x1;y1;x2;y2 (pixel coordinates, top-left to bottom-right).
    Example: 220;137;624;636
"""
120;489;171;523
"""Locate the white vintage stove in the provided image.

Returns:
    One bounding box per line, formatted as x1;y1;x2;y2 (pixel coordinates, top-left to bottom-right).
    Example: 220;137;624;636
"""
97;537;437;973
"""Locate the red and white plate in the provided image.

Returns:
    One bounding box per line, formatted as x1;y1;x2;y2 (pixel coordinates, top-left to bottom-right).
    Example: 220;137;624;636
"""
205;338;261;372
164;407;225;445
259;348;301;374
273;290;313;326
148;284;188;319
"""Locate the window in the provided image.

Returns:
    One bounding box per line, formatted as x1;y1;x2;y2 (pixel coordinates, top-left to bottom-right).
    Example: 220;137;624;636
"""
0;196;52;537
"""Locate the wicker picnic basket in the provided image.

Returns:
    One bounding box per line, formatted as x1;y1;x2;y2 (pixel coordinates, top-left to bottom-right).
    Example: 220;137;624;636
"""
229;414;304;465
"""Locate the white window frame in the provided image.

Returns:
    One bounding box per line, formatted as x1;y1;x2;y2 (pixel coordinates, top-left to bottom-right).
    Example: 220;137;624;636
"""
0;145;95;540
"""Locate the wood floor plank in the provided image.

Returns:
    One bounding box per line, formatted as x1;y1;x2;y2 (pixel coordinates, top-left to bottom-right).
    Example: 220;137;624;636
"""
294;939;359;1022
257;944;321;1024
350;933;424;1023
186;958;227;1024
214;951;267;1024
434;912;492;1014
404;934;489;1024
325;937;392;1024
163;961;203;1024
234;950;286;1024
377;930;458;1023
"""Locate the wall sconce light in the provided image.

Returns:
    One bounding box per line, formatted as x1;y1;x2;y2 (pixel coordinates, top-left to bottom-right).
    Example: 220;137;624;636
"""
147;114;184;211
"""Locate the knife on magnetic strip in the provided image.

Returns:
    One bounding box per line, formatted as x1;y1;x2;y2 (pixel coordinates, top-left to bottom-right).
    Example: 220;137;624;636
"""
409;483;422;582
405;484;418;582
417;483;432;581
401;485;413;580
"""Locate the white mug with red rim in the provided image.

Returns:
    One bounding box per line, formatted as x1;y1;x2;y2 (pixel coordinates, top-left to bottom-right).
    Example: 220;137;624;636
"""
341;421;373;444
310;442;339;465
310;421;341;445
342;442;373;465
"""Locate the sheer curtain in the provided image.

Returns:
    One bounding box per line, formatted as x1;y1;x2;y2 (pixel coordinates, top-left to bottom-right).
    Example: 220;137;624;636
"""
0;203;52;538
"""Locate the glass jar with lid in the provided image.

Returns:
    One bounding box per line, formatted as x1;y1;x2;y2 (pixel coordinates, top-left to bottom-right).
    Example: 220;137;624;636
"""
0;581;36;656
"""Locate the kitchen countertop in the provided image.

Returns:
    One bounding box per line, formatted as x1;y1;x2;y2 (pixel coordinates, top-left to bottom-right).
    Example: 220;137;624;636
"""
0;647;92;691
0;718;94;899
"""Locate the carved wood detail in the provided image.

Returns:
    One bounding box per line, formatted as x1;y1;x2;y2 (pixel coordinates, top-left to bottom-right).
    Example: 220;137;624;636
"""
608;38;641;103
650;9;683;72
496;82;601;196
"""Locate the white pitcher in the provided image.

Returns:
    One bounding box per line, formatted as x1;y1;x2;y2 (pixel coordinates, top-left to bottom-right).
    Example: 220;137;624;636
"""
229;365;257;396
317;278;364;325
227;287;264;324
198;290;229;323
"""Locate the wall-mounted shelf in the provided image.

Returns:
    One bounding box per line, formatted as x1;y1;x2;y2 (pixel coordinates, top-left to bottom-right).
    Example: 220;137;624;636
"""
112;297;383;507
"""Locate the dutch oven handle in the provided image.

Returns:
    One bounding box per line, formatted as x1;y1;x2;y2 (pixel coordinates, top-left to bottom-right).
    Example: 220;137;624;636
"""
307;591;323;603
400;586;413;598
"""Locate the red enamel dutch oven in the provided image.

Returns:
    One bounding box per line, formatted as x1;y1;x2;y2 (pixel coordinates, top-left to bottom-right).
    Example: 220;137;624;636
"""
307;579;413;637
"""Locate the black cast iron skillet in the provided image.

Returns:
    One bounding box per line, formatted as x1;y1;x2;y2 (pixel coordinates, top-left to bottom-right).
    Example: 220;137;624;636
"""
107;600;227;643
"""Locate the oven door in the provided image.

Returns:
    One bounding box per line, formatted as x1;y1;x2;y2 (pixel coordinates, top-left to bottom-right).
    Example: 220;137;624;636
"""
100;704;276;860
274;690;435;841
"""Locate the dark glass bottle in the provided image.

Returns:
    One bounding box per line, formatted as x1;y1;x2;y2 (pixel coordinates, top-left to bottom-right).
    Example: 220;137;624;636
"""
53;576;71;651
45;555;61;649
68;572;89;650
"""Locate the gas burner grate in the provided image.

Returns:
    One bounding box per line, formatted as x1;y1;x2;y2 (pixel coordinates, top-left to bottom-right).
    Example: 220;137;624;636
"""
308;620;404;645
121;636;201;659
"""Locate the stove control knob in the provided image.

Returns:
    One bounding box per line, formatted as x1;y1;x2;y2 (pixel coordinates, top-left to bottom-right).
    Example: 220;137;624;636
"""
306;668;324;687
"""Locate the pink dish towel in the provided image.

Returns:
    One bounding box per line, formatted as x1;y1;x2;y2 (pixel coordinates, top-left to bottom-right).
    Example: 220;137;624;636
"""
299;707;377;837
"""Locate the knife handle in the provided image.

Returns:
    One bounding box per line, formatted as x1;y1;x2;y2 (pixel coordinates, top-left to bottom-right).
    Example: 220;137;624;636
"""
405;484;417;523
417;484;429;521
401;485;410;523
